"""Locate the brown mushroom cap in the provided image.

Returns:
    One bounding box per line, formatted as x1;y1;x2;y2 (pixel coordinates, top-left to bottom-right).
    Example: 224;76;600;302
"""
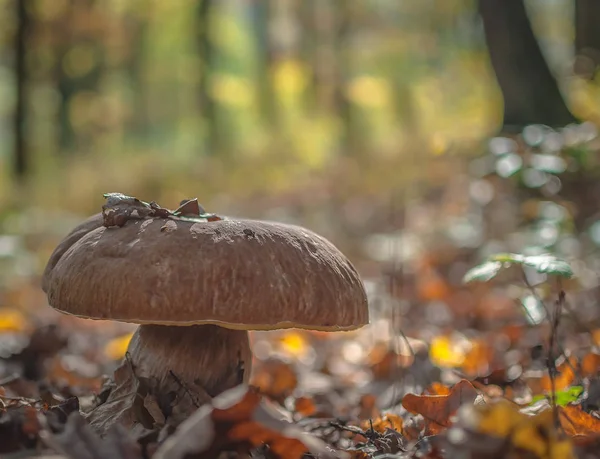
43;215;369;331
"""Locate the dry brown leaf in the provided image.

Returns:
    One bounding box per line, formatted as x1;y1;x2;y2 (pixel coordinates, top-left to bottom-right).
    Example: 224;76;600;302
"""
154;385;344;459
559;405;600;437
541;357;577;392
460;340;493;377
294;396;317;417
357;394;380;421
402;379;479;434
425;382;451;395
51;412;143;459
581;353;600;378
361;414;403;434
250;359;298;402
416;268;451;302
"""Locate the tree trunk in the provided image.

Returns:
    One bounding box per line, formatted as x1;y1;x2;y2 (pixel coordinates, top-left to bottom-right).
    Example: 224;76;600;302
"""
14;0;29;180
479;0;576;131
196;0;215;152
574;0;600;80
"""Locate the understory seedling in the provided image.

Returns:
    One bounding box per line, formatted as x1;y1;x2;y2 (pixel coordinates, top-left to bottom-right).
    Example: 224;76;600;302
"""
463;252;574;428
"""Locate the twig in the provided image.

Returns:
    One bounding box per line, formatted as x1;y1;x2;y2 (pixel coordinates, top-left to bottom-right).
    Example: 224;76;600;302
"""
329;420;379;441
520;270;579;381
548;285;565;433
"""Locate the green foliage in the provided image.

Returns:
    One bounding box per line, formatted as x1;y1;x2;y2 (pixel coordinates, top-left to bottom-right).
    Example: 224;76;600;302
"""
530;386;583;407
463;253;573;284
462;261;502;283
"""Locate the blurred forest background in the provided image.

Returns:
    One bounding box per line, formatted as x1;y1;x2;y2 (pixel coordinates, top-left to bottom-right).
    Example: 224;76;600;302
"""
2;0;600;327
4;3;600;455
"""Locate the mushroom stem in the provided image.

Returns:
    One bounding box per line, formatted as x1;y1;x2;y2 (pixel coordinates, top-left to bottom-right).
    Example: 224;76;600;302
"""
126;324;252;397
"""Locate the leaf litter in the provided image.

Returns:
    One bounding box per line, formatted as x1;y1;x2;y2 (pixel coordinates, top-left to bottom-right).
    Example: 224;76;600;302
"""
1;290;600;459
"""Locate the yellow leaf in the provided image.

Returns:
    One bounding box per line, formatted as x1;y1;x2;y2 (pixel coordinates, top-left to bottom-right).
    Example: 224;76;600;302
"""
279;331;308;358
0;308;29;333
473;401;576;459
429;335;467;368
104;333;134;360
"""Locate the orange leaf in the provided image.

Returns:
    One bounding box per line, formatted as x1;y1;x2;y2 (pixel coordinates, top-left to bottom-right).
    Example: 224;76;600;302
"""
559;405;600;437
155;385;339;459
425;382;451;395
363;414;404;434
416;270;451;302
294;396;317;417
250;359;298;401
402;379;478;428
461;340;492;377
540;357;576;392
581;353;600;378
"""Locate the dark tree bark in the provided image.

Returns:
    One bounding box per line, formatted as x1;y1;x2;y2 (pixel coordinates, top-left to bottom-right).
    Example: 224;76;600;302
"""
14;0;29;180
479;0;576;132
574;0;600;80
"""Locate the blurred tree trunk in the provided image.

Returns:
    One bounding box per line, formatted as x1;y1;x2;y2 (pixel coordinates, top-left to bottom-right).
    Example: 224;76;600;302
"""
130;19;148;135
334;0;351;125
196;0;215;152
14;0;29;180
301;0;350;151
254;0;275;127
478;0;576;132
574;0;600;80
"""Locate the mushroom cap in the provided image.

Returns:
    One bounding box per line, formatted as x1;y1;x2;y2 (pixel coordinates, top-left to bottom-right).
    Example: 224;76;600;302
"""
42;215;369;331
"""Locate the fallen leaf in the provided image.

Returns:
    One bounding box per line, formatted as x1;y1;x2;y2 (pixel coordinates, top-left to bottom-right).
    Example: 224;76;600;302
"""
541;357;577;392
460;340;492;377
417;268;451;301
429;335;469;368
425;382;451;395
458;400;576;459
0;308;30;332
402;379;479;435
0;405;40;453
362;414;403;434
104;333;134;361
581;353;600;378
279;331;310;358
251;359;298;402
153;385;344;459
51;412;143;459
294;396;317;417
357;394;379;421
559;405;600;437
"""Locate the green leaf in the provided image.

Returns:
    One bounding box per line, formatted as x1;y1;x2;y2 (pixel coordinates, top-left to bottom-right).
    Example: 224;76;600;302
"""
463;253;573;285
463;261;503;283
530;386;583;406
520;294;546;325
489;253;524;264
522;255;573;278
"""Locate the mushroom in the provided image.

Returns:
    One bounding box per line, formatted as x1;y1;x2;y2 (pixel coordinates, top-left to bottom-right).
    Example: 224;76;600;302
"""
42;194;369;429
